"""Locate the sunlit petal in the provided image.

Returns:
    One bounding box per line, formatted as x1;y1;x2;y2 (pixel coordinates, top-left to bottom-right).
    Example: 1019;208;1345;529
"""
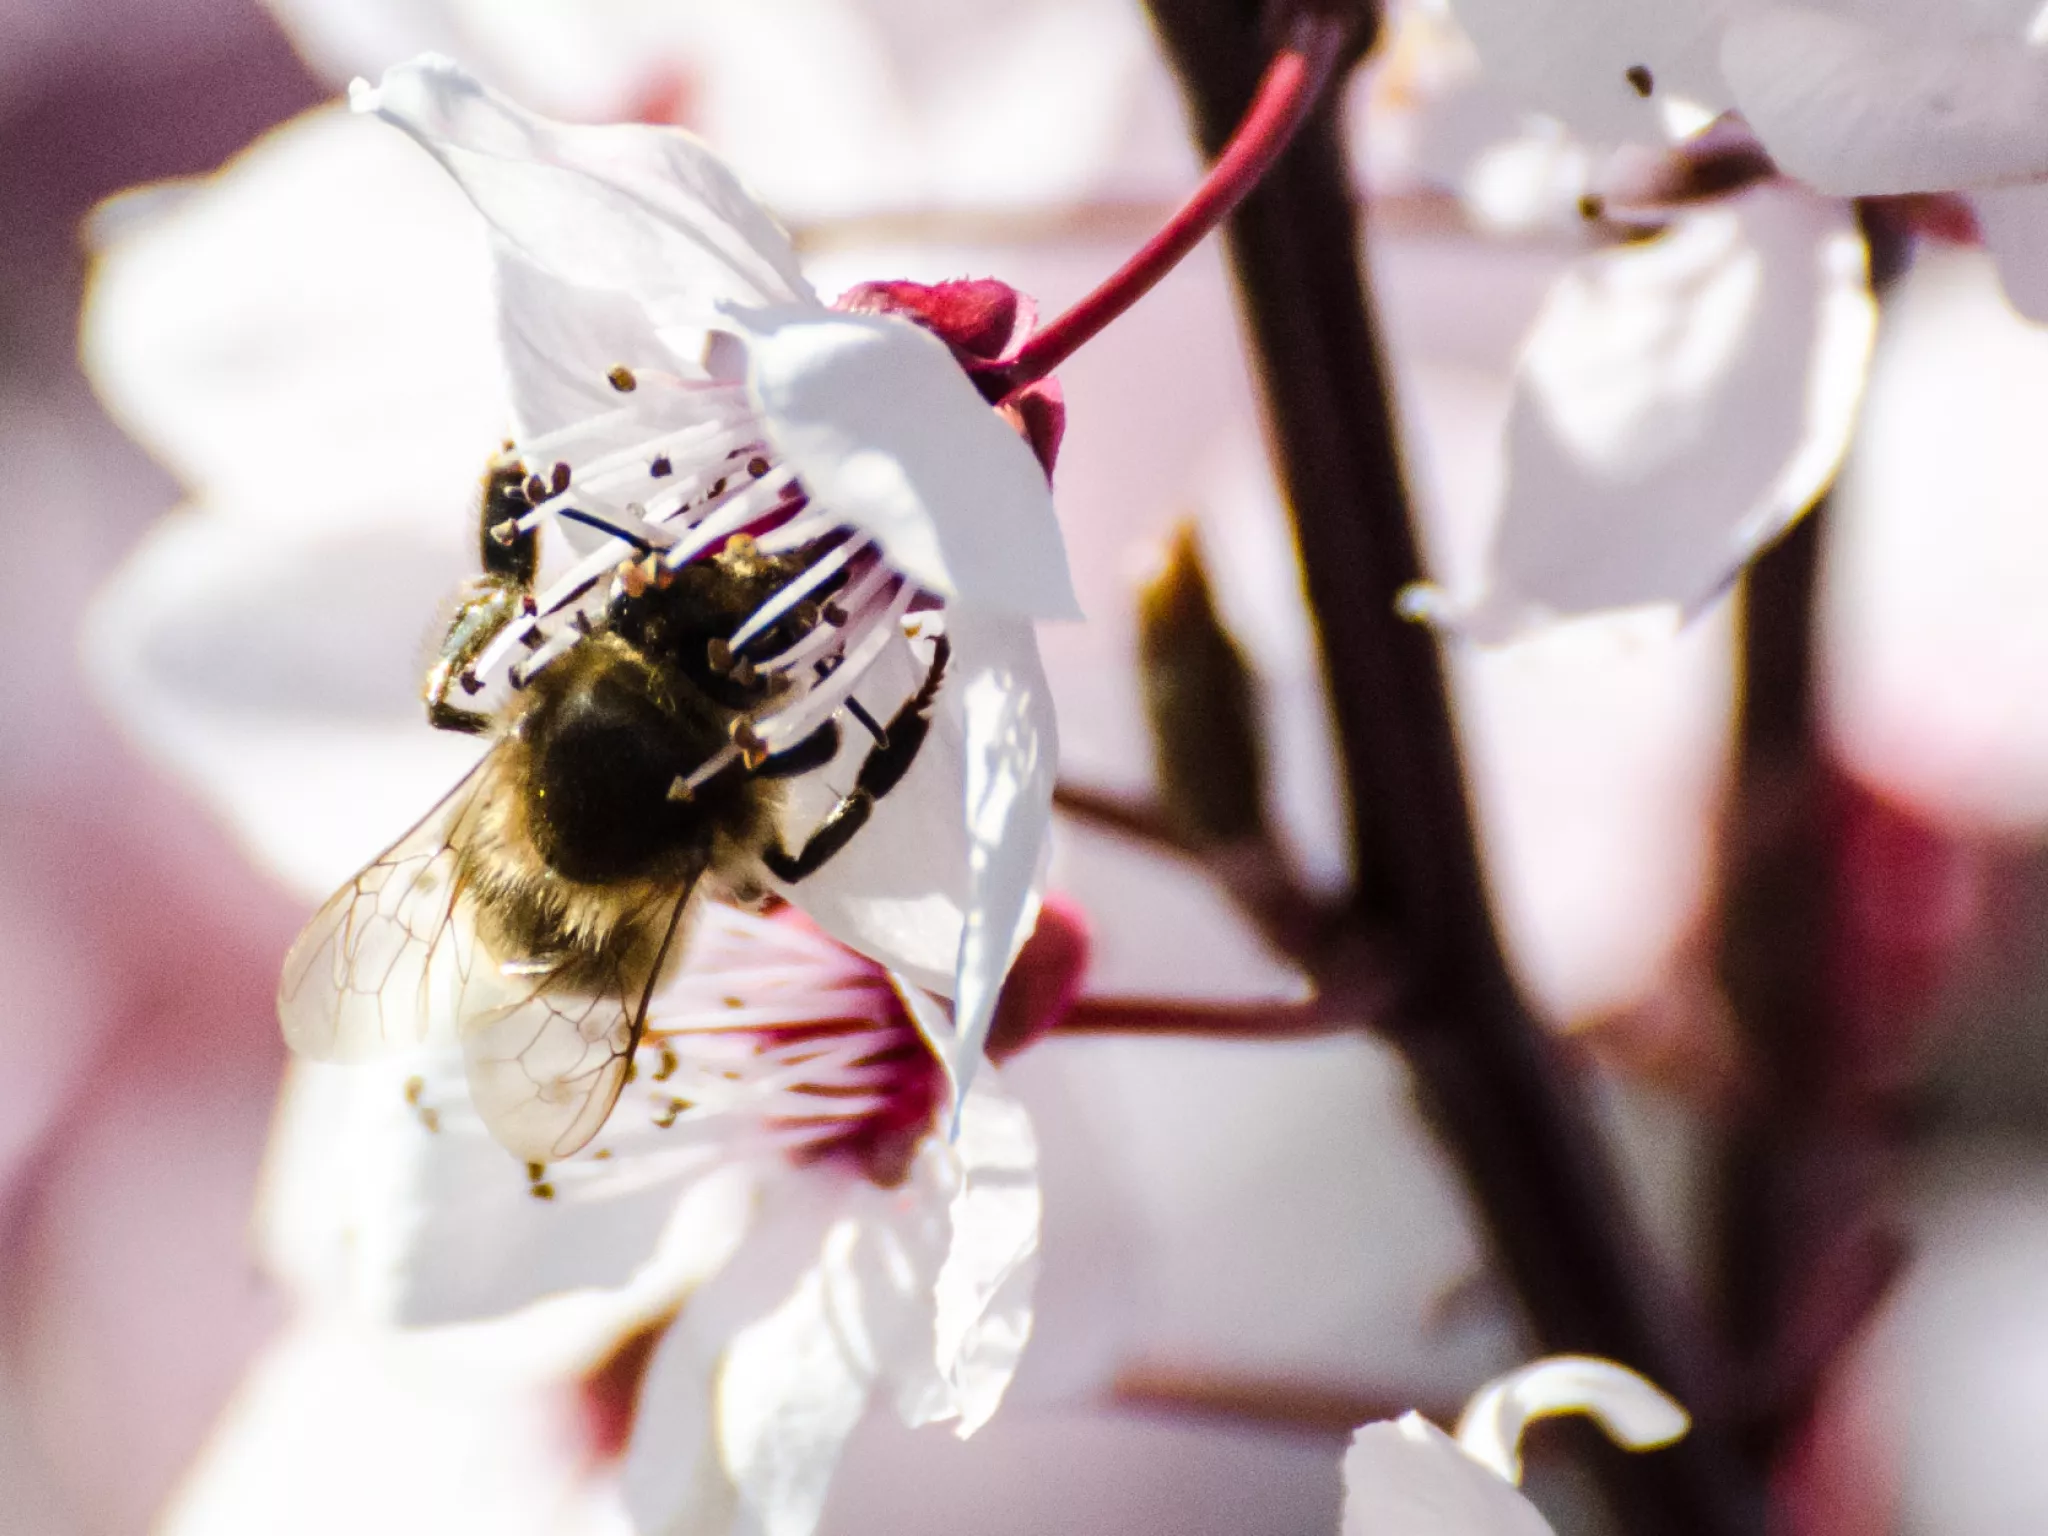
727;304;1081;619
159;1315;628;1536
82;106;500;522
772;631;973;997
1825;244;2048;828
258;1047;754;1327
352;55;816;327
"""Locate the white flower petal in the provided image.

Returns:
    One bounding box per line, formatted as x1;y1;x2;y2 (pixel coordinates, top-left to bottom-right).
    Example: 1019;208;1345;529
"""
1409;184;1873;638
159;1313;629;1536
1824;244;2048;827
773;611;1056;1056
727;304;1081;619
263;0;1196;217
623;1178;877;1536
1341;1414;1554;1536
82;105;502;522
259;1047;754;1327
493;241;695;441
622;1081;1040;1535
773;632;973;996
892;1076;1042;1437
352;55;817;330
665;0;1188;221
1970;181;2048;323
1005;1032;1520;1405
1723;7;2048;195
943;611;1058;1102
1440;0;1735;146
80;501;486;903
1454;1356;1690;1483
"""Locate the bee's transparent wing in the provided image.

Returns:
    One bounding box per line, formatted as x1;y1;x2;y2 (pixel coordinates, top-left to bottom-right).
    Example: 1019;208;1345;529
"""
277;758;495;1062
459;888;695;1164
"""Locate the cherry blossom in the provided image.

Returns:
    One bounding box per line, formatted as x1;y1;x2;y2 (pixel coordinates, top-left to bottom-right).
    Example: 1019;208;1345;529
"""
250;901;1042;1536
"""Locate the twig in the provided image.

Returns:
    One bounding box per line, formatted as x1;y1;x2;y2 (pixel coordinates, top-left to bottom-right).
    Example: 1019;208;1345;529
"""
1135;2;1760;1531
1053;781;1200;858
1113;1363;1446;1435
1059;995;1343;1039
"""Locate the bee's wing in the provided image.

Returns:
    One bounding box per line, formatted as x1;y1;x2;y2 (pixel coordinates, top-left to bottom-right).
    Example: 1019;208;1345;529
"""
459;886;696;1164
277;757;496;1062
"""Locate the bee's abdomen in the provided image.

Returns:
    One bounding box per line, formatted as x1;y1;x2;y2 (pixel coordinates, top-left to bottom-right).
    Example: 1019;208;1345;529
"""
525;670;722;885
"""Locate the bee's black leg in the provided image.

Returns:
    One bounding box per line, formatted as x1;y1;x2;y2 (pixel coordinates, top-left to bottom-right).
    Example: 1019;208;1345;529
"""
764;636;951;883
754;720;842;780
478;452;540;585
763;786;876;883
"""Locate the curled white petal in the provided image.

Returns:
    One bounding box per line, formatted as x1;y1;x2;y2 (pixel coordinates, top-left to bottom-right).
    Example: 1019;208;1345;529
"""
1341;1414;1555;1536
351;55;815;327
1454;1355;1691;1483
728;303;1081;619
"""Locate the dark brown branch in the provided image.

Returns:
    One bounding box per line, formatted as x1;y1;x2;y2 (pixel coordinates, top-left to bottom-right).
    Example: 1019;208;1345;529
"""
1134;2;1759;1531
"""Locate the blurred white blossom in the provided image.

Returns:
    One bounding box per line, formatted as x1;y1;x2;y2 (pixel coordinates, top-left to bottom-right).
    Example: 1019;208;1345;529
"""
1439;0;2048;320
1825;242;2048;829
255;0;1197;218
1399;175;1874;638
1382;0;1877;637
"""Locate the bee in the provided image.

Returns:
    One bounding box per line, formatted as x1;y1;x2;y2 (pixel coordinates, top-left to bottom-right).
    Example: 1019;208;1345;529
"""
277;449;947;1163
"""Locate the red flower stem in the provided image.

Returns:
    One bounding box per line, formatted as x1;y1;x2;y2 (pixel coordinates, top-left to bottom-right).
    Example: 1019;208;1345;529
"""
976;11;1348;404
